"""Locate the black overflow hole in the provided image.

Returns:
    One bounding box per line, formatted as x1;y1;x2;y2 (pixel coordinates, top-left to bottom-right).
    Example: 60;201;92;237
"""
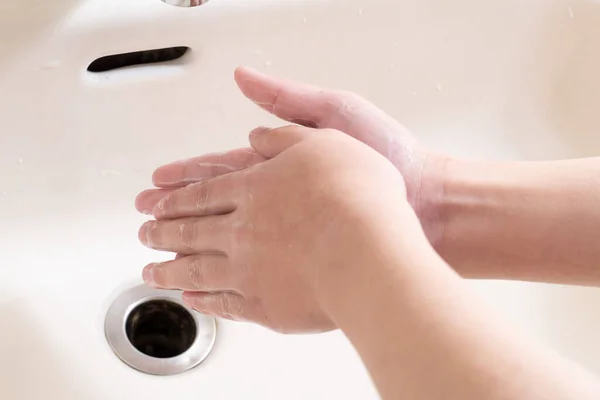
125;299;197;359
87;46;190;73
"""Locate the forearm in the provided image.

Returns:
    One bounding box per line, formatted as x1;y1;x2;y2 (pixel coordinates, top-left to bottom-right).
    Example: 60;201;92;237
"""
323;216;600;399
424;157;600;285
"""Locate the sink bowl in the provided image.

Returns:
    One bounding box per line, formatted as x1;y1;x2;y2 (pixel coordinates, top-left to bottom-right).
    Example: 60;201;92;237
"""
2;0;600;398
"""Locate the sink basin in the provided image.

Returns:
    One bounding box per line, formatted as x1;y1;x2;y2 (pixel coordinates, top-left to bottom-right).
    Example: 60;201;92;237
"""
2;0;600;398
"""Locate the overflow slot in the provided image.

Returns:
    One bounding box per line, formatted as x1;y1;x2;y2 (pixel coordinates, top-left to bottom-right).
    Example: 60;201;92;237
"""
87;46;190;73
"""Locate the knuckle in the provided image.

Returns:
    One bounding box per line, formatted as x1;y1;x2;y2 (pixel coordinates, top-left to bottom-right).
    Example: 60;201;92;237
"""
338;89;363;103
215;294;244;321
145;221;161;247
186;257;205;290
160;194;177;218
215;294;234;319
327;89;362;114
179;221;197;250
238;148;262;166
270;87;282;114
193;181;211;212
211;153;223;178
155;196;168;216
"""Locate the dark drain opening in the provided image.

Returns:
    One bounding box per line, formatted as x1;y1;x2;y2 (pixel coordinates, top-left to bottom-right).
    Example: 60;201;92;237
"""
87;46;190;73
125;299;197;359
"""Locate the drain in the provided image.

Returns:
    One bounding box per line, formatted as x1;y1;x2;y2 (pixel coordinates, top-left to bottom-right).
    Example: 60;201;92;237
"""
105;285;216;375
125;300;196;359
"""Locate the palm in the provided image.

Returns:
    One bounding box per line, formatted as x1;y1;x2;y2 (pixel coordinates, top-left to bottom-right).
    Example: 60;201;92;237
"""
234;67;426;208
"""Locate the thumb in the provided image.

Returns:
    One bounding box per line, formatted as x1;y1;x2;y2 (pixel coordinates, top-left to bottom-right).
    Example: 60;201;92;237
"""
249;125;315;159
234;66;415;159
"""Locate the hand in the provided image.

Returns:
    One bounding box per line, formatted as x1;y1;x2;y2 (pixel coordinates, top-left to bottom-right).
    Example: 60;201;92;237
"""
136;126;414;333
146;66;445;244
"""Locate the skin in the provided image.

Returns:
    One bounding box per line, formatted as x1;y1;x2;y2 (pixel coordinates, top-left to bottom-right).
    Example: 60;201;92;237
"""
433;158;600;285
140;125;407;333
142;66;600;285
135;67;600;398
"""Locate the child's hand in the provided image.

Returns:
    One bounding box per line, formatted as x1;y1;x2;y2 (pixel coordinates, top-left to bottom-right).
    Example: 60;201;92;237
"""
136;125;414;333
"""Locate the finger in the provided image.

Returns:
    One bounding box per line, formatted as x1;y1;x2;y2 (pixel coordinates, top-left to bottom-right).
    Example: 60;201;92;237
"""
249;125;318;158
135;189;177;215
235;66;408;155
183;291;250;322
143;254;235;292
139;216;229;254
153;172;241;220
153;147;266;188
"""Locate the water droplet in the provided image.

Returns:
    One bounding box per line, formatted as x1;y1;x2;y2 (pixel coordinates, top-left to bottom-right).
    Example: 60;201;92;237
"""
41;60;60;70
17;158;23;165
302;17;307;23
568;7;574;19
264;61;272;68
357;8;364;15
99;169;121;177
436;84;443;92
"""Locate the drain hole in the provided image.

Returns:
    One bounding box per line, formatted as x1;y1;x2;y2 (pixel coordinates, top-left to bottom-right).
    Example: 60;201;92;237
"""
87;46;190;73
125;299;197;359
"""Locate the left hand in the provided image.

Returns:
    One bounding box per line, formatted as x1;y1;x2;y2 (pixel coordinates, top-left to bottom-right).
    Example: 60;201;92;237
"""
141;66;445;245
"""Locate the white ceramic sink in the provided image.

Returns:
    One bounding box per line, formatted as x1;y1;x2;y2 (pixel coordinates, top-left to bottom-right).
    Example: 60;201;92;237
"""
2;0;600;398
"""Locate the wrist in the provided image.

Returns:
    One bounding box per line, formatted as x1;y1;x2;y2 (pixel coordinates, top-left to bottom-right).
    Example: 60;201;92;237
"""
406;149;451;250
316;206;451;327
425;157;516;279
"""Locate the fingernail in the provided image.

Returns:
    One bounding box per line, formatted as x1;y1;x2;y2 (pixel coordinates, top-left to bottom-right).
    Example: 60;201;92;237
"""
250;126;271;137
143;264;156;286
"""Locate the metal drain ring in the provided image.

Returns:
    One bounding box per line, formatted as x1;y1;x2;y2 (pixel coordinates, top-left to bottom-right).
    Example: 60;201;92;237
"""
105;284;216;375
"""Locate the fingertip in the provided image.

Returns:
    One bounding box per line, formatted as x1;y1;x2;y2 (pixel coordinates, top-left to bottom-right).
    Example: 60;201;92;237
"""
152;164;183;187
234;66;277;108
234;65;263;82
135;189;174;216
135;190;157;215
138;221;150;245
249;126;271;138
249;125;314;158
142;263;157;287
